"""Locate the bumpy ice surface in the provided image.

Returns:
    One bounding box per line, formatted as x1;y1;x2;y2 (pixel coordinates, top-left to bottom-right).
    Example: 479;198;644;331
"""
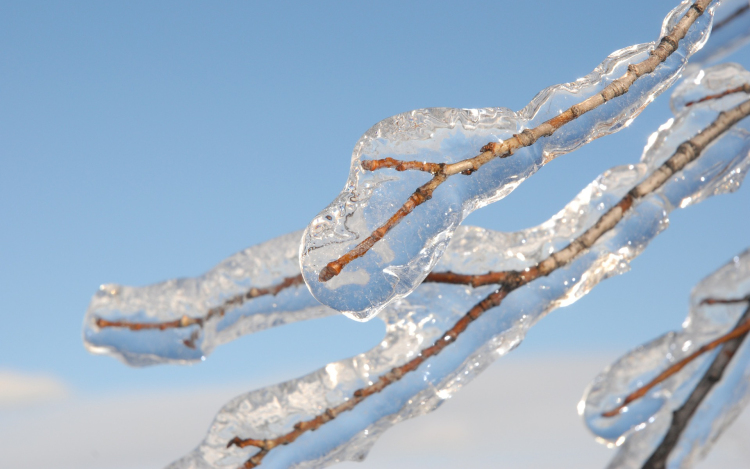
146;63;750;468
685;0;750;74
300;0;716;321
581;249;750;469
83;231;331;366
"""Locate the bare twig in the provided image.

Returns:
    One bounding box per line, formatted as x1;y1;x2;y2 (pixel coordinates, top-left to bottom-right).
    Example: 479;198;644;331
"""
94;275;305;348
318;0;713;283
229;93;750;469
685;83;750;106
642;300;750;469
601;296;750;418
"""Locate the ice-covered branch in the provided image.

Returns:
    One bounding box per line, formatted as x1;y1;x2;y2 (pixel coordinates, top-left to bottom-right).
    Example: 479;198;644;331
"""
686;0;750;73
317;0;711;284
601;296;750;418
226;81;750;469
160;64;750;469
83;231;328;366
427;92;750;291
300;0;718;321
85;62;750;369
582;250;750;469
84;258;502;363
643;299;750;469
685;82;750;106
93;275;305;349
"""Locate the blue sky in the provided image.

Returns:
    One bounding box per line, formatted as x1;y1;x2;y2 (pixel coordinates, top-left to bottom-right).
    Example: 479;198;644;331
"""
1;1;749;467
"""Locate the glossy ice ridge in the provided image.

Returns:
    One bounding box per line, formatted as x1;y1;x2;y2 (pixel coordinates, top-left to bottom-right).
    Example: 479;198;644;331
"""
83;62;749;368
83;231;331;366
154;64;750;468
581;249;750;468
300;0;716;321
685;0;750;75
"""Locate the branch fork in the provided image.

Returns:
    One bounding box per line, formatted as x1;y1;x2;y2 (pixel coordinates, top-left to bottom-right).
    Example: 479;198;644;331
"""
232;86;750;468
94;274;305;348
601;296;750;418
318;0;713;283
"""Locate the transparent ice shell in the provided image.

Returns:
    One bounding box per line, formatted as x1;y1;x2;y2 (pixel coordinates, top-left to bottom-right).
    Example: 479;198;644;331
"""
686;0;750;74
581;250;750;469
82;62;750;369
83;231;332;366
300;0;717;321
157;64;750;468
578;62;750;469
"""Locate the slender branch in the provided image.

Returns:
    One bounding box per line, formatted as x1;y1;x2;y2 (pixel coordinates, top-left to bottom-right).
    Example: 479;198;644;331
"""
685;83;750;107
360;158;444;174
92;270;506;337
601;296;750;418
228;94;750;469
318;0;713;283
701;296;750;305
422;270;514;287
429;96;750;289
713;2;750;31
94;275;305;348
642;300;750;469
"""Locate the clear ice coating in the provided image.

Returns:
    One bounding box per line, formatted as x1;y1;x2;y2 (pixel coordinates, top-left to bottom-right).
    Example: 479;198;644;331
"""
300;1;717;321
159;64;750;468
686;0;750;74
83;231;333;366
580;63;750;468
580;250;750;469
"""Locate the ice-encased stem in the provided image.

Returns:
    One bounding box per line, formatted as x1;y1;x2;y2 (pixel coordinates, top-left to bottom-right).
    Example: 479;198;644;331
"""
685;0;750;74
601;296;750;418
227;94;750;469
301;0;718;321
583;250;750;469
167;65;750;469
318;0;712;284
642;299;750;469
83;231;330;366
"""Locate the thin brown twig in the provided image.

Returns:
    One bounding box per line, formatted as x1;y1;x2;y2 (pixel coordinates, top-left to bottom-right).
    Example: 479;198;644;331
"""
642;300;750;469
228;93;750;469
318;0;713;283
360;158;444;174
713;2;750;31
701;296;750;305
601;296;750;418
685;83;750;106
95;275;306;348
430;92;750;290
92;270;501;338
422;270;514;287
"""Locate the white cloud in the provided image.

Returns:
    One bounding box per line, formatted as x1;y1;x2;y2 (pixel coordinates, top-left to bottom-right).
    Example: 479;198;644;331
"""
0;369;69;408
0;354;748;469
